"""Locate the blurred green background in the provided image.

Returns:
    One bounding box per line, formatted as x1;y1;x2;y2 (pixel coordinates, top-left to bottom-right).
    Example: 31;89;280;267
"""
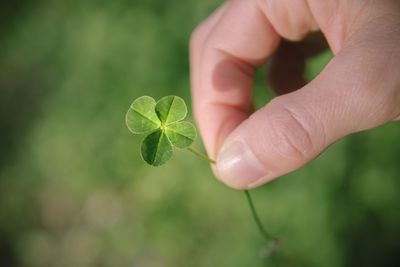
1;1;400;267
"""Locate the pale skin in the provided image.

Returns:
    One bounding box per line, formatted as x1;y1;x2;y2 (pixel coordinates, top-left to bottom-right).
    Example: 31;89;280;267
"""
189;0;400;189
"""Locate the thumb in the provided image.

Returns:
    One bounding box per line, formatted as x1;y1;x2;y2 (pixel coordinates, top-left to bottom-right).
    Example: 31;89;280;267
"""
215;24;400;189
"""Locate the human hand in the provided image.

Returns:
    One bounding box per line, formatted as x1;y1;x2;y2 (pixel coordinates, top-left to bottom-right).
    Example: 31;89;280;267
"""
189;0;400;189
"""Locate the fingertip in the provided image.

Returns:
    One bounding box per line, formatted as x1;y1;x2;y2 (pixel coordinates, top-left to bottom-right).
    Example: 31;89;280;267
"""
215;139;272;189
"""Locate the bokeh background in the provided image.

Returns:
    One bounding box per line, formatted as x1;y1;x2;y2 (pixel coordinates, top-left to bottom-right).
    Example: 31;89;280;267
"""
1;1;400;267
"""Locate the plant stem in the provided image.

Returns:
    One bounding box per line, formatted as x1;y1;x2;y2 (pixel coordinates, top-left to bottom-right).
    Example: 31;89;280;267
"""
187;146;277;242
244;189;276;241
187;147;216;164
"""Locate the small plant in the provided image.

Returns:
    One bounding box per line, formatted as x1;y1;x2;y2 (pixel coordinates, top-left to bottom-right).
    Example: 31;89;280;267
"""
126;95;280;255
126;95;196;165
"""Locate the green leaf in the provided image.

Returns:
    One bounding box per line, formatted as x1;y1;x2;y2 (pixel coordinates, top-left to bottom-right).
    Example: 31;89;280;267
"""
126;95;196;166
126;96;161;134
165;121;197;148
155;96;187;125
141;129;173;166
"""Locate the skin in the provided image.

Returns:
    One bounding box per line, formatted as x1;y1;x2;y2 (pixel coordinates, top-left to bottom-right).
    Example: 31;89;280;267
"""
189;0;400;189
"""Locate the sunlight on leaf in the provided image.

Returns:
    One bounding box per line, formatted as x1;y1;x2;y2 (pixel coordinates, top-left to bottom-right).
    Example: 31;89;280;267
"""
155;96;187;125
126;95;196;166
165;121;196;148
126;96;161;134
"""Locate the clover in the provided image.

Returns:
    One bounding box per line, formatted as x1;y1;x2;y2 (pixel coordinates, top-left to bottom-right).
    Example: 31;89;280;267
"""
125;95;197;166
125;95;280;254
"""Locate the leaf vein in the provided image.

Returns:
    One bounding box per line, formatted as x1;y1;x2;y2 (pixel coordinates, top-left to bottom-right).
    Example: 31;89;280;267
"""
167;128;193;141
164;97;175;124
133;108;159;125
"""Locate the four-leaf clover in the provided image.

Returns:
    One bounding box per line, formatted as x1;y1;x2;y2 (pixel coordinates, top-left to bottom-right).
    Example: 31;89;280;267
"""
126;95;278;247
126;96;197;166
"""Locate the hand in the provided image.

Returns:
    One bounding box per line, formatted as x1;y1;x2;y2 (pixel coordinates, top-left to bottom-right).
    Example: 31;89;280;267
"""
189;0;400;189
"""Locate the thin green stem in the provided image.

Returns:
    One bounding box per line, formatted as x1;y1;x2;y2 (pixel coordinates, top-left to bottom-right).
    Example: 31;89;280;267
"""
244;189;277;241
187;147;216;164
187;146;277;242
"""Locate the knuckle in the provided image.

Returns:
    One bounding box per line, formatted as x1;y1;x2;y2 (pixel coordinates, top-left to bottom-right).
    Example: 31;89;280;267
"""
266;99;321;161
256;0;316;41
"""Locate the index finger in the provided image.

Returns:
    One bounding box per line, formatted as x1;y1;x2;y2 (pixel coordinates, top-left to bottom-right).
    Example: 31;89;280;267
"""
189;0;279;159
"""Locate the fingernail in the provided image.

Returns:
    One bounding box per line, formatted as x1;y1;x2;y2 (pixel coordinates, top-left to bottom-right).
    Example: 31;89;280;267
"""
216;141;268;189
